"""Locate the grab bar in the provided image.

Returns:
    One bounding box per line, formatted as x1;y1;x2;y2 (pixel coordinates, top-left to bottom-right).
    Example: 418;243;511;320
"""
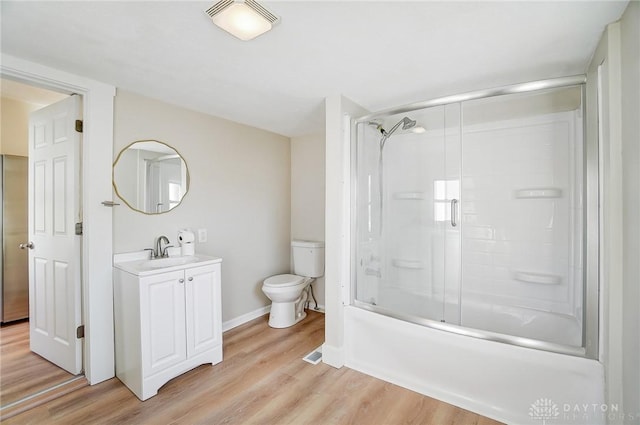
451;199;458;227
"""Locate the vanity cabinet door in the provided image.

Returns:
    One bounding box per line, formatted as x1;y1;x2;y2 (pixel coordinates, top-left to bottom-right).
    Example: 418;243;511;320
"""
140;270;187;376
185;264;221;358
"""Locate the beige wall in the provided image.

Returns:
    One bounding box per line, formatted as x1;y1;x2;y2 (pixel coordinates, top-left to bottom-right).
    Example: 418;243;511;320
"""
113;90;291;322
291;132;326;307
620;1;640;422
0;97;38;156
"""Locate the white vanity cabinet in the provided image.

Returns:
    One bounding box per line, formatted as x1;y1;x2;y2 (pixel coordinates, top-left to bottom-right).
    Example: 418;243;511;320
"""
113;255;222;401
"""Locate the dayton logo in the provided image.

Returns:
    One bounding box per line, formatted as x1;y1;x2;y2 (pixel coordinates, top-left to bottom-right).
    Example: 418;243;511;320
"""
529;398;560;424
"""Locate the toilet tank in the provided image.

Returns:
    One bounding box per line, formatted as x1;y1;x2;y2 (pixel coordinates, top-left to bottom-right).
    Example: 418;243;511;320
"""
292;240;325;278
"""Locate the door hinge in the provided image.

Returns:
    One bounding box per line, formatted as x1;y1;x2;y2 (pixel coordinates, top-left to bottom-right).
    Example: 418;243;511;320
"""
75;222;83;235
76;325;85;339
75;120;83;133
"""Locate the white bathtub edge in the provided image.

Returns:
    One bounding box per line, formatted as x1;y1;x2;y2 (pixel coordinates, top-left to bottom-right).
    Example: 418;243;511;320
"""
344;306;605;425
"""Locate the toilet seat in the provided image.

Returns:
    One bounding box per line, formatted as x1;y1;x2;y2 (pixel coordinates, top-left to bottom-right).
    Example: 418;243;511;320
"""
263;274;305;288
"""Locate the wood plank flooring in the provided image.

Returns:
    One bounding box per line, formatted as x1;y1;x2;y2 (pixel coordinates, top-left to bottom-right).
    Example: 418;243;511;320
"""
0;320;77;407
4;311;503;424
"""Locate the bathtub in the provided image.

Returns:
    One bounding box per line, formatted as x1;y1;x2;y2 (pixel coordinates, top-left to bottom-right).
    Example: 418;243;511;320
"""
344;306;605;425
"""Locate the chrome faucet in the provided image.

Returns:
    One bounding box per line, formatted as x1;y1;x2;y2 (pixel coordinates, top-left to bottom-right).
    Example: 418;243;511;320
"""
156;236;171;258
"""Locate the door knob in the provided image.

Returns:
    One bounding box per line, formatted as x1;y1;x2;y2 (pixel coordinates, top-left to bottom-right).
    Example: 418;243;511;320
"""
19;242;35;250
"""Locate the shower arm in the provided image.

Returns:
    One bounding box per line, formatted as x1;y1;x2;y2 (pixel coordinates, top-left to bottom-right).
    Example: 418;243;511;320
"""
379;117;415;151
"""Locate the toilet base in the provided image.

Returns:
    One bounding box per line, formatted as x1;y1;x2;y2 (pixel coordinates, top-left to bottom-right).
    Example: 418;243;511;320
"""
267;287;310;328
268;308;307;329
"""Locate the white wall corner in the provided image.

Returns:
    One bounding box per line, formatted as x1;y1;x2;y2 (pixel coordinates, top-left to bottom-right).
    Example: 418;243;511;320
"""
323;95;369;369
602;21;625;416
321;342;345;369
587;20;628;419
620;2;640;422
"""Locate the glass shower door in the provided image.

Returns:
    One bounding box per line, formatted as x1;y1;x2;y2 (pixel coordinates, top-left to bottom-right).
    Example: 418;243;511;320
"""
354;105;461;323
459;86;585;347
352;77;592;356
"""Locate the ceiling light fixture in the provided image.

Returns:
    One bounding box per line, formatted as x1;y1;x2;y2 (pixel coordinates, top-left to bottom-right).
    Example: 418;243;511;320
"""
205;0;280;41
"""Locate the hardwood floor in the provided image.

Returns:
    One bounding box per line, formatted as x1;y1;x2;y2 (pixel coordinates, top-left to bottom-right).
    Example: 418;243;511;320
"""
0;320;78;407
4;311;502;424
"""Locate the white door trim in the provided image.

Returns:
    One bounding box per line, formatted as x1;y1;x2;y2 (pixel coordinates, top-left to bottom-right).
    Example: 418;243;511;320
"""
1;54;116;385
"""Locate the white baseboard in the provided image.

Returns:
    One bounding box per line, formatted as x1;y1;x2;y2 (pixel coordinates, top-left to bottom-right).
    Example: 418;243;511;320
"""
222;304;325;333
321;343;345;368
222;305;270;332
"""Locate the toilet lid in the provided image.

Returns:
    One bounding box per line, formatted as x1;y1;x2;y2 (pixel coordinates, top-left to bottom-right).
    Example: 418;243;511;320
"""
264;274;305;288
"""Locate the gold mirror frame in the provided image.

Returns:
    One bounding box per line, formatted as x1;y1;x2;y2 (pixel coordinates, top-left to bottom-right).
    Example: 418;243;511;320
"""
113;140;190;215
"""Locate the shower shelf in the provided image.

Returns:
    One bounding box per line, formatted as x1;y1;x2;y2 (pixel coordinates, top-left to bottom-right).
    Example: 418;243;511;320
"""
393;192;425;200
392;259;426;269
514;188;562;199
513;271;561;285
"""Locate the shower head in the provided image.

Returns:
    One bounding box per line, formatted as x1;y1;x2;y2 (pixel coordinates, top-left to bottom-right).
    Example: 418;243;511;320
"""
381;116;416;138
401;117;416;130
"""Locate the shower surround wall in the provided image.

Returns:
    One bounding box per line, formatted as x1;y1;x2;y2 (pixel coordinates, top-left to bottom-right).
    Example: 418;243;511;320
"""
459;107;584;347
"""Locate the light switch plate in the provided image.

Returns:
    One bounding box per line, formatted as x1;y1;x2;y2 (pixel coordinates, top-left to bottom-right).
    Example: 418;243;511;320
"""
198;228;207;243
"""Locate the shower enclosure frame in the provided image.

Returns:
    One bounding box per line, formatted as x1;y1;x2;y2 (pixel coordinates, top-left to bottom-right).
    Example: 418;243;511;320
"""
351;75;599;359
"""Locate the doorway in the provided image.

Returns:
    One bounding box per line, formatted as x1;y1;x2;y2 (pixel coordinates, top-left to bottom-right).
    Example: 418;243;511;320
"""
0;78;84;413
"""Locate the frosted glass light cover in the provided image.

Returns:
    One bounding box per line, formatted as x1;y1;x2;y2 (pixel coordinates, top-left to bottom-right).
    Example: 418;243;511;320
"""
212;3;272;41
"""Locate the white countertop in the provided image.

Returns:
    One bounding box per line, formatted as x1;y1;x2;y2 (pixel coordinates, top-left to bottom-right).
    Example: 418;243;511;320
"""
114;251;222;276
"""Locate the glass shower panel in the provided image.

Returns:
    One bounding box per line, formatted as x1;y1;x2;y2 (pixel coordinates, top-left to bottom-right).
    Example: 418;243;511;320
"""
354;121;384;307
443;103;462;324
460;86;584;347
355;107;450;322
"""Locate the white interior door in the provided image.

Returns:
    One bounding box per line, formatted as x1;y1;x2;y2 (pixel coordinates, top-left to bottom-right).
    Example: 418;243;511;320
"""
28;95;83;375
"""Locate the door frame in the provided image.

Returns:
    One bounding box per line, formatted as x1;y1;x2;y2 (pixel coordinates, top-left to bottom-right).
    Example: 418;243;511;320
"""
1;54;116;385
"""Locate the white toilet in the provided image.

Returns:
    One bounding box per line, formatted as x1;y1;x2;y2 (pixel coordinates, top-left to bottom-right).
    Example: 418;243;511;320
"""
262;240;324;328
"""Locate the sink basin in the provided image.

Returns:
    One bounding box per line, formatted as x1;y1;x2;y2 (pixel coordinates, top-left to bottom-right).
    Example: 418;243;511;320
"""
142;256;197;269
114;252;221;276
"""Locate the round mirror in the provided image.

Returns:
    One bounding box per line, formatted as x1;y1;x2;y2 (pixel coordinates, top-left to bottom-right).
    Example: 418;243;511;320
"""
113;140;189;214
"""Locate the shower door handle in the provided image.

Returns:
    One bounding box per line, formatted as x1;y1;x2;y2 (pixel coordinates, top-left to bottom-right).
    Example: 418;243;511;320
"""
450;199;458;227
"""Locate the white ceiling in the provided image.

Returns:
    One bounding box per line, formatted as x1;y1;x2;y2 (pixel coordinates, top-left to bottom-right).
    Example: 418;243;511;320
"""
1;1;629;137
